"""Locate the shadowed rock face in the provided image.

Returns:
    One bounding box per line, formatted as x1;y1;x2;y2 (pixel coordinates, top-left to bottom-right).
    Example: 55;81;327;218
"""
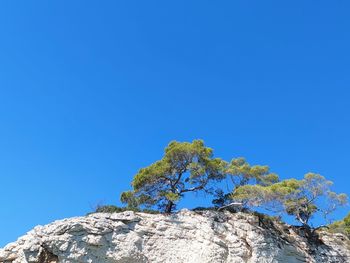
38;247;59;263
1;210;349;263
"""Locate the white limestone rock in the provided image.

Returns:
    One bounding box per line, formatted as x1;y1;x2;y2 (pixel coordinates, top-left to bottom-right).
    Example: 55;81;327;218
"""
1;210;349;263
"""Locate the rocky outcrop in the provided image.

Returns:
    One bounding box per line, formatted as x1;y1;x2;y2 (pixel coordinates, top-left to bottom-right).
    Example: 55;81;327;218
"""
1;209;349;263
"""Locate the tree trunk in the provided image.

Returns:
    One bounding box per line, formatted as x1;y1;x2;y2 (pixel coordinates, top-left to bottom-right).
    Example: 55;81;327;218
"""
165;201;174;213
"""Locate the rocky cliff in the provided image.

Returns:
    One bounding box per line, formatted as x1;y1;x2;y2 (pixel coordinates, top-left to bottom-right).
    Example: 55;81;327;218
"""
1;210;349;263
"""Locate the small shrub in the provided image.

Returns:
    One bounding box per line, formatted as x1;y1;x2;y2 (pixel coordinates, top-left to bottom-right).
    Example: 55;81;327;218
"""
90;205;160;215
95;205;139;213
327;213;350;238
141;209;160;214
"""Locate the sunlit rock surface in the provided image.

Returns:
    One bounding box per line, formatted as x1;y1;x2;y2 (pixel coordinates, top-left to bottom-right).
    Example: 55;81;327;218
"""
1;209;349;262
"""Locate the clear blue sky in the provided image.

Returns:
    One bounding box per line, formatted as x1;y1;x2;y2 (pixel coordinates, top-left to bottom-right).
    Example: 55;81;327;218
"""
1;1;350;246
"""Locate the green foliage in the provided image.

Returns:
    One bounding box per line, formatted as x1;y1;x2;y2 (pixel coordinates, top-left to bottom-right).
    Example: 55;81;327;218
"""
118;139;348;227
121;140;227;213
164;192;180;202
232;173;348;227
120;191;139;208
284;198;318;224
344;213;350;236
344;213;350;228
232;184;267;206
227;157;279;187
212;158;279;207
91;205;159;214
329;212;350;237
94;205;139;213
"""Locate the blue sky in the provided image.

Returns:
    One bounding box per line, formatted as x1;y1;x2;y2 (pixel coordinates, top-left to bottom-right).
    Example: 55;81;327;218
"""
1;1;350;246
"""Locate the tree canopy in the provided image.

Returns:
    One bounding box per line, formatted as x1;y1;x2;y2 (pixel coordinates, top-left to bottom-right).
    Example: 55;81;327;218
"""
121;140;226;213
232;173;348;227
212;157;278;207
120;139;348;228
226;157;279;187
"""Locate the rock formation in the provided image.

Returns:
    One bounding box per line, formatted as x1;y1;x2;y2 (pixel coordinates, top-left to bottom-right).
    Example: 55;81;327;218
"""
1;209;349;262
